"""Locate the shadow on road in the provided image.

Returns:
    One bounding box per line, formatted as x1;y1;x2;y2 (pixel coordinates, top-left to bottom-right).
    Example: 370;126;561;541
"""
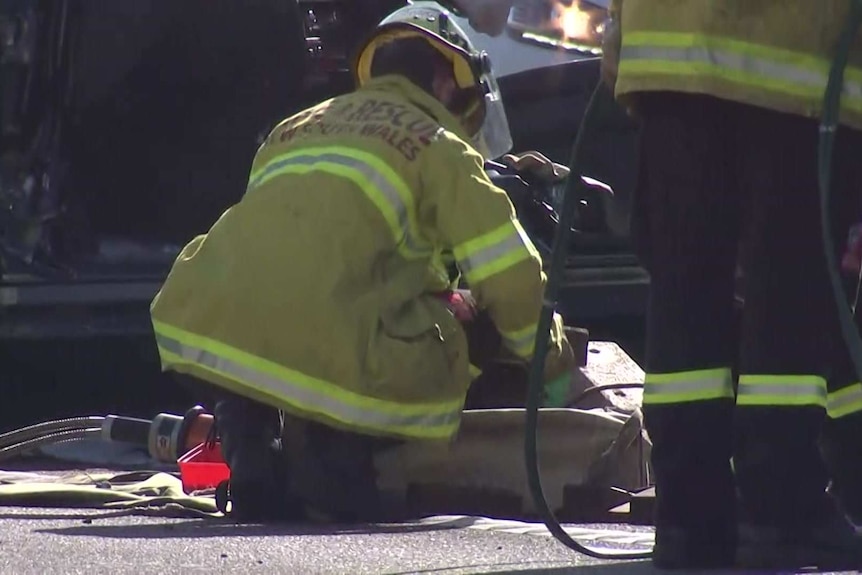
29;517;844;574
33;515;481;538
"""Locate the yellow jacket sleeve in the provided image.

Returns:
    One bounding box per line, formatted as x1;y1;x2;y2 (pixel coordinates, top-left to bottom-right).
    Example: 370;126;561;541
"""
419;131;572;377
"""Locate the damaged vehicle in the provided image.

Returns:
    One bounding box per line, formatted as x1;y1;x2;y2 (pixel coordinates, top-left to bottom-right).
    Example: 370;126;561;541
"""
507;0;610;54
0;0;643;425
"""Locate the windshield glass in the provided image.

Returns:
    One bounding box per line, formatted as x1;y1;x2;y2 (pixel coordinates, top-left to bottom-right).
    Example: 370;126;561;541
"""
453;0;607;77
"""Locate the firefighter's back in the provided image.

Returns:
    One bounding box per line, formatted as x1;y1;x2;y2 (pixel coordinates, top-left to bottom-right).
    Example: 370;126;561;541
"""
151;77;472;441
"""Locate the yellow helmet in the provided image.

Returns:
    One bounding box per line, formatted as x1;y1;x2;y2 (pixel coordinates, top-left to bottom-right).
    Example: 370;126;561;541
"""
354;1;513;160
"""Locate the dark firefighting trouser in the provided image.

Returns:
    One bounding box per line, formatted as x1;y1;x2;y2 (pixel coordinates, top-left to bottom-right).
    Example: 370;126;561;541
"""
632;92;862;557
178;308;518;522
824;287;862;522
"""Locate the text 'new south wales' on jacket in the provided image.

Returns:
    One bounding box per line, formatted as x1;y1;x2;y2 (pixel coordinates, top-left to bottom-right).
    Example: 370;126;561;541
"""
150;75;571;442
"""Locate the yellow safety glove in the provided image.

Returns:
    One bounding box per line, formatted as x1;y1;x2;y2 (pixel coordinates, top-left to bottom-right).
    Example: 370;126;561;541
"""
543;371;573;408
541;328;578;408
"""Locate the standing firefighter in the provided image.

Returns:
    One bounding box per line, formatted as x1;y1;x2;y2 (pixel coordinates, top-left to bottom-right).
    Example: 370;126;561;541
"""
150;1;575;522
603;0;862;570
822;226;862;527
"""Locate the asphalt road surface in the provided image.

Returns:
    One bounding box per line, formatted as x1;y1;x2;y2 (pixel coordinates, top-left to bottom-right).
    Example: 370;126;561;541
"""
0;508;642;575
0;505;855;574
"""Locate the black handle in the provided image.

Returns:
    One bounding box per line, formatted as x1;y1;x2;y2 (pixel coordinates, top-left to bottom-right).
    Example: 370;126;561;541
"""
102;415;151;446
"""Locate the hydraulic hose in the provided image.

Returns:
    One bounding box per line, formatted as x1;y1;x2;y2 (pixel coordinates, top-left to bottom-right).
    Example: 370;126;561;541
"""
566;382;646;410
820;0;862;382
0;427;102;462
0;412;213;465
0;416;106;449
523;77;652;560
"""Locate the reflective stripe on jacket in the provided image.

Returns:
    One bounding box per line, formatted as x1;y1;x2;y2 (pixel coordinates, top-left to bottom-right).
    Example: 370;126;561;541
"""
150;75;571;441
613;1;862;130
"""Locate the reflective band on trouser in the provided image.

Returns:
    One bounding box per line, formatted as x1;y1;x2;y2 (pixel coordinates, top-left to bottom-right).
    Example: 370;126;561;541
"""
453;220;536;284
737;375;827;408
246;146;431;259
828;383;862;419
152;321;462;440
643;368;734;405
619;32;862;115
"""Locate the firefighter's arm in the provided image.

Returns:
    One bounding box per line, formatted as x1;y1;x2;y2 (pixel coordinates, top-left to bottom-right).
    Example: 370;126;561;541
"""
420;132;573;380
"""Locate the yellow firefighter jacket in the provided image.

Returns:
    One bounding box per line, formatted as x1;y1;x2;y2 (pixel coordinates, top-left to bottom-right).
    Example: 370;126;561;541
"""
150;75;571;442
611;0;862;130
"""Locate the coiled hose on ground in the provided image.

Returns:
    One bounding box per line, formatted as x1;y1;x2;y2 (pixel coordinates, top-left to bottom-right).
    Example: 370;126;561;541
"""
524;4;862;560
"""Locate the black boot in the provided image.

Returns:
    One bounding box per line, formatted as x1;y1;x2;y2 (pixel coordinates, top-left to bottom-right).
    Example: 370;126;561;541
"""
645;399;737;570
284;417;402;523
213;395;303;522
734;406;862;570
822;411;862;525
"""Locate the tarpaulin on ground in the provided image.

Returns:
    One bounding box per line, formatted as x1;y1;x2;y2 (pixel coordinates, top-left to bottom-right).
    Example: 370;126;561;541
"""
0;469;219;518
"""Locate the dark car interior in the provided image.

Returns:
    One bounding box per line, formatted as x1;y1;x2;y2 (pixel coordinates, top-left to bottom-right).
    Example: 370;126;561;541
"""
1;1;310;279
0;0;638;284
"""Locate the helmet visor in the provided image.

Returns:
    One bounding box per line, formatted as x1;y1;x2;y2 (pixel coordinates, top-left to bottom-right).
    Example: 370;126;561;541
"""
470;55;513;160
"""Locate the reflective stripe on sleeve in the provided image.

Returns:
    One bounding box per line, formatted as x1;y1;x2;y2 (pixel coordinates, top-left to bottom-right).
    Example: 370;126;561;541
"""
500;322;538;358
152;320;462;440
453;220;538;284
619;32;862;115
643;368;734;405
828;383;862;419
246;146;431;259
499;313;565;359
737;374;827;408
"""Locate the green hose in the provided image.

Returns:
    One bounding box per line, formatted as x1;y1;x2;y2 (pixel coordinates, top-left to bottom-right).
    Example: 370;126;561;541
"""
524;3;862;560
820;0;862;382
522;78;651;560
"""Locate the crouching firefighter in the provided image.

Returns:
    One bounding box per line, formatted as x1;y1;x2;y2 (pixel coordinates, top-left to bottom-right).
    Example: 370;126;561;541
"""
149;1;576;523
603;0;862;570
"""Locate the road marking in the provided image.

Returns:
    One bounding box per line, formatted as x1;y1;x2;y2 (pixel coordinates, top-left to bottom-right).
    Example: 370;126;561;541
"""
421;515;654;548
